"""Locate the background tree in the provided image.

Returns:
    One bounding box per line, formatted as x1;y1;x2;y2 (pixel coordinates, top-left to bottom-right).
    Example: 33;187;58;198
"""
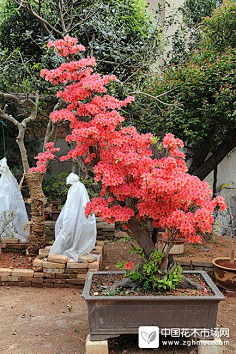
163;0;220;64
0;0;160;173
0;0;160;254
130;0;236;183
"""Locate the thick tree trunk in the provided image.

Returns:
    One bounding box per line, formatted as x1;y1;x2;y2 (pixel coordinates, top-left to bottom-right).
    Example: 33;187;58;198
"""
188;132;216;175
24;172;46;255
189;131;236;180
127;217;155;257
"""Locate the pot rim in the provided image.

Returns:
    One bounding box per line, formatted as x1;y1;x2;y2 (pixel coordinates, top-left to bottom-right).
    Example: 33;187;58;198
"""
82;270;225;302
212;257;236;271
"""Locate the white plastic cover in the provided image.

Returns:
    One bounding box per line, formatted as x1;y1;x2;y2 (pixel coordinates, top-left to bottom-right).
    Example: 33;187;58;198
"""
49;172;97;261
0;157;29;242
217;184;236;235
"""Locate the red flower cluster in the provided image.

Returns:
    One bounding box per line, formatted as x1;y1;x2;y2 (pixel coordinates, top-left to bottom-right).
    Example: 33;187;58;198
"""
30;143;60;173
38;37;227;244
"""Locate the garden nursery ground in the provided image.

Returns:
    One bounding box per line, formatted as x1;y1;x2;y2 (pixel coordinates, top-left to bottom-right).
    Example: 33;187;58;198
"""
0;237;235;354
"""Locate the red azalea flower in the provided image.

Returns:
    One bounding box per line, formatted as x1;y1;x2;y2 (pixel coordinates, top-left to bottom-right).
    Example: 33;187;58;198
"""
125;261;135;270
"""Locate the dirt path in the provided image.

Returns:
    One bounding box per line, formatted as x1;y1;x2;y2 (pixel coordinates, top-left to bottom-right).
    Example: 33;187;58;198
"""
0;287;88;354
0;286;235;354
0;237;235;354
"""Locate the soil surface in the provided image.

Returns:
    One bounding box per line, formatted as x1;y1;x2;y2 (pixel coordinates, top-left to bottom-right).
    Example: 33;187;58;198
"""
0;253;35;269
90;273;211;297
0;236;235;354
177;235;232;262
216;259;236;269
103;233;233;269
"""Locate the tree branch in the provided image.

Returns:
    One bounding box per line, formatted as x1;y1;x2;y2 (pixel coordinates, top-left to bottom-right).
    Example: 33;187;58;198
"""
13;0;62;36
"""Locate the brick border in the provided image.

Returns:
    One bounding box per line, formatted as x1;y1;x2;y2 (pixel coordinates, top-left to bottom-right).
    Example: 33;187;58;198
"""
0;241;104;288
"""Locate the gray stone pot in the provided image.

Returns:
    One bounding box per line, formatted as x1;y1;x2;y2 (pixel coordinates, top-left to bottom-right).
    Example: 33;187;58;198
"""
82;270;224;341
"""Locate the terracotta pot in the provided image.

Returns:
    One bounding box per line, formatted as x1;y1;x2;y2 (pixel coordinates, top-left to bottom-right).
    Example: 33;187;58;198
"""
44;212;50;221
82;270;224;341
51;210;60;221
212;257;236;291
51;201;59;211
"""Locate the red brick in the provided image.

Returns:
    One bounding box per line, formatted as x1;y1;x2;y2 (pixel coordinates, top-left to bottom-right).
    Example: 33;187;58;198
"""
12;269;34;278
34;272;44;278
78;254;98;263
47;254;68;264
33;259;43;267
11;276;22;282
77;274;87;281
10;281;22;286
44;278;54;283
53;279;65;284
39;249;49;257
33;267;43;272
43;272;55;278
0;268;12;276
1;238;19;244
43;268;64;275
8;244;26;250
0;281;10;286
20;282;32;287
31;278;44;283
0;276;12;281
66;279;85;285
67;262;88;269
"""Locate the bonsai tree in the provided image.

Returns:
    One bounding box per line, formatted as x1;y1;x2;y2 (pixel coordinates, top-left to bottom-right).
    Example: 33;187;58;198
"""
33;36;226;290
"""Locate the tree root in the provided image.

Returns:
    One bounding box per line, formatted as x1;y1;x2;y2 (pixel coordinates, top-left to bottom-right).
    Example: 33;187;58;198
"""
178;275;204;291
109;278;137;293
108;274;204;293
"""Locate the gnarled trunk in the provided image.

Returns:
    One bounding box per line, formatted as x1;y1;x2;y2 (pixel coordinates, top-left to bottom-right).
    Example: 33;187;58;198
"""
127;217;155;257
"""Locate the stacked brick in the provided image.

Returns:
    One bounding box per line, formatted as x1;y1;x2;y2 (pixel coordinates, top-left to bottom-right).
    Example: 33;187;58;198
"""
96;217;115;240
176;259;214;278
0;241;104;288
0;237;27;254
45;218;115;245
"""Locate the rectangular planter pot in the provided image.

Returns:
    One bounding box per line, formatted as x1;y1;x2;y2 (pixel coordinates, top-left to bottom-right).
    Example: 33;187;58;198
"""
82;270;225;341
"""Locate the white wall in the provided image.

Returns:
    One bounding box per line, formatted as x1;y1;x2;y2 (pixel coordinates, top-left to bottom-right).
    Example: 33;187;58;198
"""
205;154;236;192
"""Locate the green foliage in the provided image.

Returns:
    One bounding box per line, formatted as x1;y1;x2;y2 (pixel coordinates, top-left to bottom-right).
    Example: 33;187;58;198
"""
183;0;218;26
0;0;159;83
201;0;236;51
43;172;100;204
131;46;236;176
80;176;101;199
116;245;183;292
43;172;70;203
164;0;219;64
0;0;160;174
